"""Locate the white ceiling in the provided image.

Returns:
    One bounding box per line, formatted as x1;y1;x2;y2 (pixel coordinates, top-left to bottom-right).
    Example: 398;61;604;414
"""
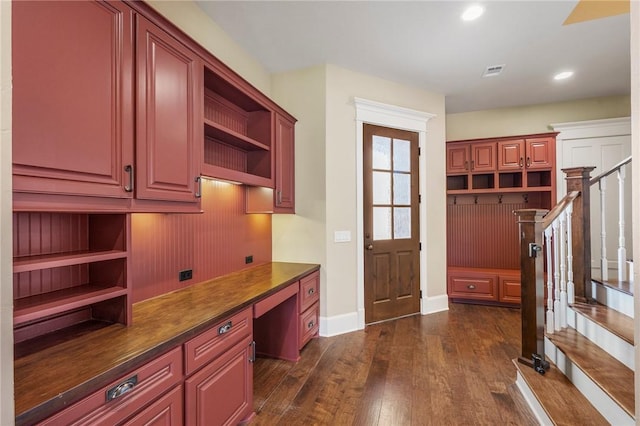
195;1;630;114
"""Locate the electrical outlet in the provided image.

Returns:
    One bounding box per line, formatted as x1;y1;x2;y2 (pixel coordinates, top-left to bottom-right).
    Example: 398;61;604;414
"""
179;269;193;282
245;255;253;264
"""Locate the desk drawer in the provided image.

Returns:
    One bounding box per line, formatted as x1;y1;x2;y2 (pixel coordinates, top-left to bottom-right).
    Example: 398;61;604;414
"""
299;302;319;350
184;307;252;376
253;282;298;318
38;347;183;426
299;271;319;313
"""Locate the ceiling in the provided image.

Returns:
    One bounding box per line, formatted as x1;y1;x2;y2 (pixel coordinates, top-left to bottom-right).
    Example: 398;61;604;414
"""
195;1;630;114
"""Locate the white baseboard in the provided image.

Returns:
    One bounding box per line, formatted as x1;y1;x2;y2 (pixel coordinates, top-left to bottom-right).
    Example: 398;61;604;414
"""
319;312;359;337
422;294;449;315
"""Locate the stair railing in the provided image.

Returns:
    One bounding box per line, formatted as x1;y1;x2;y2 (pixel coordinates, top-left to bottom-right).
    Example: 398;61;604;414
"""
589;156;632;283
515;167;595;372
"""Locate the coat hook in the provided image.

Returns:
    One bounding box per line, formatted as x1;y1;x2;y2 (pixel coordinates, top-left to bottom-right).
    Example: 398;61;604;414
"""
523;194;529;203
453;195;457;205
474;195;478;204
498;194;503;204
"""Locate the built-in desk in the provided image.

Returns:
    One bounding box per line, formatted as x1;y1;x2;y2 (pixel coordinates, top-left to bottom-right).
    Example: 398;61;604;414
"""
14;262;320;426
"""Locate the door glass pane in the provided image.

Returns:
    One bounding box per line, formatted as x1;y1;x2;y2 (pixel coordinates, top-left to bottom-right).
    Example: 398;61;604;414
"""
373;136;391;170
393;172;410;205
393;139;411;172
394;207;411;239
373;207;392;240
373;171;391;204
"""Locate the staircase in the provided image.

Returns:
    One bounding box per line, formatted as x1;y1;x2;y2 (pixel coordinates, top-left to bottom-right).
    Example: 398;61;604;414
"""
514;162;635;425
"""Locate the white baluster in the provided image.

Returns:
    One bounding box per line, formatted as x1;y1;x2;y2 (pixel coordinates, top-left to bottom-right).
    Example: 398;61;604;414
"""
545;227;554;334
599;179;608;281
566;203;575;305
617;166;627;282
552;219;561;332
559;212;568;328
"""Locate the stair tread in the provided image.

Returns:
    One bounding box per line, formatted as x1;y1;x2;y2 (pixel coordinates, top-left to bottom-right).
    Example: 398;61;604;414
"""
547;327;635;417
513;358;608;425
571;301;634;345
592;277;633;295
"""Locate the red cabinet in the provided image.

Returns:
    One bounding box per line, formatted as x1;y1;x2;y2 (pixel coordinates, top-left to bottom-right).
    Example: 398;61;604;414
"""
37;347;183;426
184;308;254;426
135;16;202;204
274;113;296;213
12;1;202;212
526;137;554;169
498;137;553;171
298;271;320;349
446;141;496;174
497;139;525;170
12;1;135;200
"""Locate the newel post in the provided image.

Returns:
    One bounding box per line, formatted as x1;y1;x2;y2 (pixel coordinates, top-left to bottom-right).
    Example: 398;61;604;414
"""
515;209;548;367
562;166;595;303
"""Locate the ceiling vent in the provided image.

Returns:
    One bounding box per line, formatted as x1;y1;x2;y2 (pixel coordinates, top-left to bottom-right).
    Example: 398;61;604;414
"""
483;64;505;77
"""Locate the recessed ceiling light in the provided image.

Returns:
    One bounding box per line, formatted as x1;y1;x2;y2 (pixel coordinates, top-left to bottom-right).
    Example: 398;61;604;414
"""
554;71;574;80
462;5;484;21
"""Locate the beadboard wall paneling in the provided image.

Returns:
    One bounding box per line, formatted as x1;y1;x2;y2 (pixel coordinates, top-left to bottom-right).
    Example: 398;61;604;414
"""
447;193;544;270
131;178;271;303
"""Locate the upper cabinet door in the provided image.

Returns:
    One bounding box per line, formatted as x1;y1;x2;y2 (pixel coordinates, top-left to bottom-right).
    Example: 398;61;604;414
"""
136;16;202;203
470;142;496;172
274;114;295;213
525;137;554;169
12;1;134;198
498;139;525;170
446;143;469;174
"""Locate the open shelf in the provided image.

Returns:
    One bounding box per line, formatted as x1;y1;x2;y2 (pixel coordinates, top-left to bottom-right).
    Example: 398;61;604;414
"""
202;66;274;186
471;173;495;190
14;284;128;326
13;249;127;273
447;175;468;191
498;172;523;189
204;118;270;152
527;170;552;187
12;212;131;345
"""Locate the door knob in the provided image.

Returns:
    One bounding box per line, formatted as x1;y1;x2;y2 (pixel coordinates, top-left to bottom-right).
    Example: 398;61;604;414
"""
366;244;373;250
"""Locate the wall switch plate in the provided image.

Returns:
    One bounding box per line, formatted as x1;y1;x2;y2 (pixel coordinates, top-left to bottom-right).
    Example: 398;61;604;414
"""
334;230;351;243
179;269;193;282
245;255;253;264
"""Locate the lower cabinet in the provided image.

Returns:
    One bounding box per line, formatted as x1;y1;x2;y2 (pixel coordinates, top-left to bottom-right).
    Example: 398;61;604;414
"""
184;307;254;426
37;347;183;426
122;385;183;426
184;336;254;425
448;267;520;305
298;271;320;349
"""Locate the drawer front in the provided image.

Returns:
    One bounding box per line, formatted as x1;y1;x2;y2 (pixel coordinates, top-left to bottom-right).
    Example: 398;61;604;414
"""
254;282;298;318
499;275;521;304
299;271;319;313
38;347;183;426
184;307;252;376
448;274;498;301
122;384;183;426
299;303;319;350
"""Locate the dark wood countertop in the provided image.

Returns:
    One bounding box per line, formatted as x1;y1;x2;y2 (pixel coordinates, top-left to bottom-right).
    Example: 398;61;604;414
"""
14;261;320;425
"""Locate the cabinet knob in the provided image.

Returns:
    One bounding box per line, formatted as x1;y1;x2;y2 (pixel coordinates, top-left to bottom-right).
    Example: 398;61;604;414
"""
307;288;315;295
308;320;315;329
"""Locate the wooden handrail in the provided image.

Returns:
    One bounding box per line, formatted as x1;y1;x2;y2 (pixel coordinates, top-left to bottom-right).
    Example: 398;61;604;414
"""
590;155;632;185
542;191;580;229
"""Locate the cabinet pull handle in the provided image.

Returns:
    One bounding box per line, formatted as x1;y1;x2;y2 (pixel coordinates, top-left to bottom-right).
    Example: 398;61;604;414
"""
464;160;469;171
106;375;138;402
307;320;315;329
276;190;282;205
307;288;315;295
470;160;475;170
249;341;256;363
467;284;476;290
519;157;524;168
194;176;202;198
526;157;531;168
218;321;232;335
124;165;134;193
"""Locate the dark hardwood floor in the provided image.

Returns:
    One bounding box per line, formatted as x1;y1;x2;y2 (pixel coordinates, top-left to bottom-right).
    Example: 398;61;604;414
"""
251;303;537;425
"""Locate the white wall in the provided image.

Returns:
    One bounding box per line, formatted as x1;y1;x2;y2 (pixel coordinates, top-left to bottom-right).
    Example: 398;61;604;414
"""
272;64;446;334
0;1;13;423
447;95;630;141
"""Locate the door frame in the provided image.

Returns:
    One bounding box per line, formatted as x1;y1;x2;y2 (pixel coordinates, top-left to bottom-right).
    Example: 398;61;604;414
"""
354;97;435;329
